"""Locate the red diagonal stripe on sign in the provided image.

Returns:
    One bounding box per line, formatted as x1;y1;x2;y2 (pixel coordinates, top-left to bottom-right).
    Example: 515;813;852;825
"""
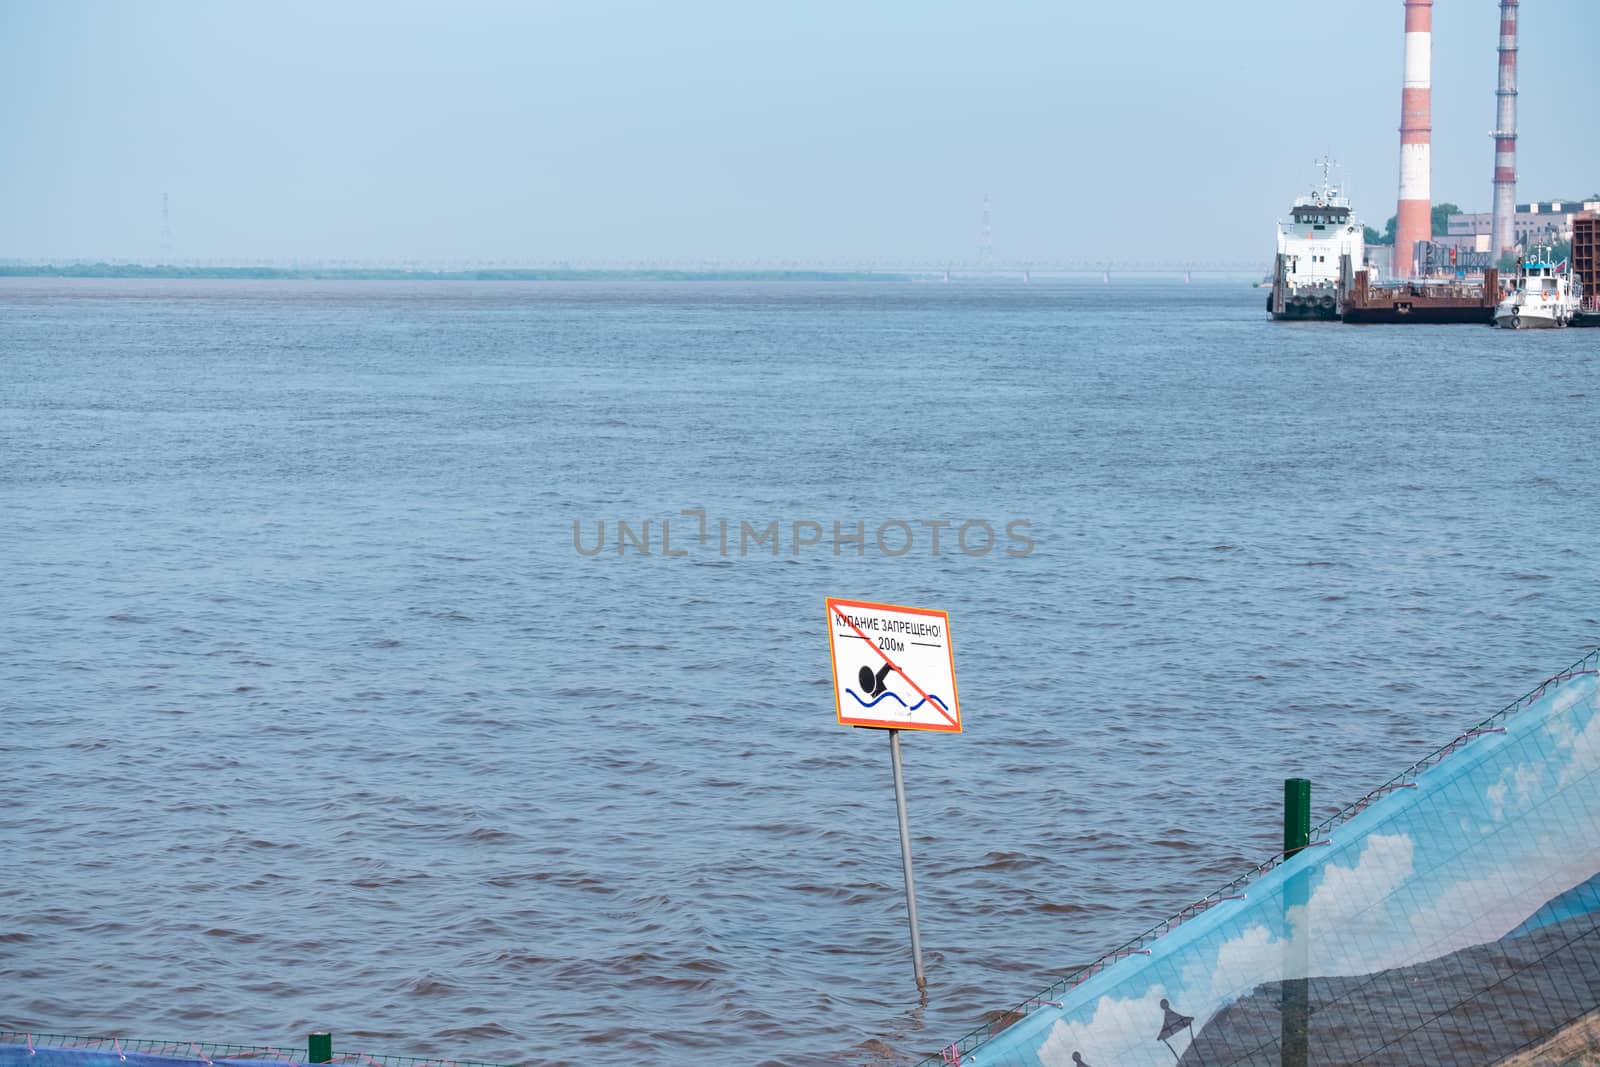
832;605;957;726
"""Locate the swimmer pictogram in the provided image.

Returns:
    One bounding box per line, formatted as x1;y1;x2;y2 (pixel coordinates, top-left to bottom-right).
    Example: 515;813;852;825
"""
846;663;950;713
859;662;894;697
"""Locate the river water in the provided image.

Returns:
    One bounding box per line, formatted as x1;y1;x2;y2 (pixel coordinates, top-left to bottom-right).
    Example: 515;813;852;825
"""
1;277;1595;1066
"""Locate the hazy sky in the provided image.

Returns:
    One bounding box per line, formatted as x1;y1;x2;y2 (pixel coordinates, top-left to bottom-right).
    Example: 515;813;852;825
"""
2;0;1596;265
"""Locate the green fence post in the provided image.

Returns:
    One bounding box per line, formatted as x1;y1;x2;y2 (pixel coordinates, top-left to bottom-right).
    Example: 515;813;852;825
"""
1282;778;1311;1067
1283;778;1311;858
308;1033;332;1064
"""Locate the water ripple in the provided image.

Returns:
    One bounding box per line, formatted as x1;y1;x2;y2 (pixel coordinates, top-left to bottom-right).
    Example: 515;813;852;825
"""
0;277;1593;1065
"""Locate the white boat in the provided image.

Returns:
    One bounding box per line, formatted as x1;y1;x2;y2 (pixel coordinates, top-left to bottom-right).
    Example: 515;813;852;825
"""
1268;160;1366;321
1494;256;1583;329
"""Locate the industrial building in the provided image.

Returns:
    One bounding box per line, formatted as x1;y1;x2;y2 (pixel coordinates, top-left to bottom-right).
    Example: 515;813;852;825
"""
1446;199;1600;254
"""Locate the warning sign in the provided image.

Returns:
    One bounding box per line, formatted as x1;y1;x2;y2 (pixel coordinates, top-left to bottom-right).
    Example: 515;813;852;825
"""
826;597;960;732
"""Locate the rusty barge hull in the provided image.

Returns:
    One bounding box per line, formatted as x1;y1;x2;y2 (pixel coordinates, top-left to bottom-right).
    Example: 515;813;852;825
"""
1342;304;1495;325
1340;268;1498;325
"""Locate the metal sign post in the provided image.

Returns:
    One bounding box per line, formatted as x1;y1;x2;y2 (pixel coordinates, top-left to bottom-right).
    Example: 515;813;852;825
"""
826;597;960;989
888;727;927;988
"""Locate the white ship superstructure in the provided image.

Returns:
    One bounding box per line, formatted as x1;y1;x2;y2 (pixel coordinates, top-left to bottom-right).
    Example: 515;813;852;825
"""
1494;257;1581;328
1269;163;1366;321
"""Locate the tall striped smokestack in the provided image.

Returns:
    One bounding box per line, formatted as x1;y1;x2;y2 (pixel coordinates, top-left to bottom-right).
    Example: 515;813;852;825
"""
1491;0;1519;258
1395;0;1432;277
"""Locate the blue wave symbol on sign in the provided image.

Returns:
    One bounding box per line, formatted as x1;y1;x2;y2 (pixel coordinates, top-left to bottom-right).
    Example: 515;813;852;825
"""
846;687;949;712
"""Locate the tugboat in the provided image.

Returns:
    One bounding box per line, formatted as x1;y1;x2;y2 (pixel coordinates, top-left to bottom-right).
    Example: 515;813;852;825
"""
1494;253;1582;329
1268;159;1365;321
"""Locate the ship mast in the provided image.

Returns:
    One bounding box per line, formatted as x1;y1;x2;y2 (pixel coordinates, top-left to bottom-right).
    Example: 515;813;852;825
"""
1312;157;1342;205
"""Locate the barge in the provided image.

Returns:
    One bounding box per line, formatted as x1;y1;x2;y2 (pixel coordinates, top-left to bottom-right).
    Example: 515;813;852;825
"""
1340;263;1499;325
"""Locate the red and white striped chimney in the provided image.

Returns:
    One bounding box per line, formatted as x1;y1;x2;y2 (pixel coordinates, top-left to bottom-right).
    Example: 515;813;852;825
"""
1395;0;1433;277
1490;0;1519;258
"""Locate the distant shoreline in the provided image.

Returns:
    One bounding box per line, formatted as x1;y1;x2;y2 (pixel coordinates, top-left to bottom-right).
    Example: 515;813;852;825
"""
0;264;919;282
0;265;1257;283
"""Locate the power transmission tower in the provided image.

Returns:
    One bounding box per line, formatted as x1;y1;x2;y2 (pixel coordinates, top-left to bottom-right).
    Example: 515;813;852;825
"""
160;193;174;265
979;193;993;267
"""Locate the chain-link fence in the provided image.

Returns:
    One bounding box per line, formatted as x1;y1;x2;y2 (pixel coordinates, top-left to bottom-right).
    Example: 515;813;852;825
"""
921;650;1600;1066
